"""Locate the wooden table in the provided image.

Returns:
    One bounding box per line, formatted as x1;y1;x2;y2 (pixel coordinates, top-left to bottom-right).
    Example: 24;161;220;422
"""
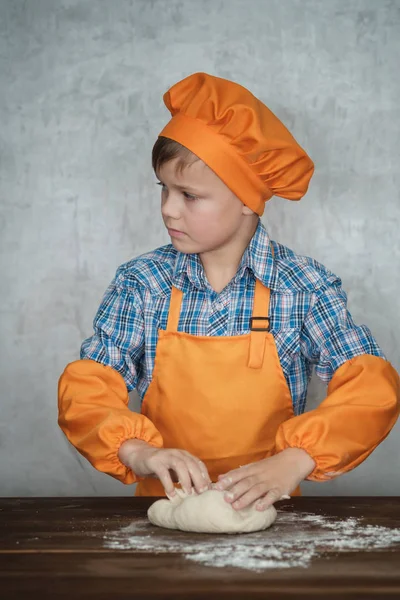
0;497;399;599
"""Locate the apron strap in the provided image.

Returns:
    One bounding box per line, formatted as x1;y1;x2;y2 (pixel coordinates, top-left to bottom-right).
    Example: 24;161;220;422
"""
247;279;271;369
166;286;183;332
248;242;274;369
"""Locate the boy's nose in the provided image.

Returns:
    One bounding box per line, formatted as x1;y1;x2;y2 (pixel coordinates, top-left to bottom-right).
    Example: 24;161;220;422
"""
161;193;183;220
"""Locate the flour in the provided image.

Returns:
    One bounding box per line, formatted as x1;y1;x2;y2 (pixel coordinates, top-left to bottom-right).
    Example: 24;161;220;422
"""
103;509;400;572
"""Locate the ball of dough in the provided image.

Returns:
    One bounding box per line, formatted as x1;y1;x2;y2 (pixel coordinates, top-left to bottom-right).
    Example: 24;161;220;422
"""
147;488;277;534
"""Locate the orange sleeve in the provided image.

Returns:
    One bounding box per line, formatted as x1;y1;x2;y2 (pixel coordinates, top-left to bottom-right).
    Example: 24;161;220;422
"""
275;354;400;481
58;359;163;484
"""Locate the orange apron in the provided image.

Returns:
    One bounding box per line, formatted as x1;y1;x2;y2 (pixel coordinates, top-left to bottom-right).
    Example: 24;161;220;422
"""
136;260;300;497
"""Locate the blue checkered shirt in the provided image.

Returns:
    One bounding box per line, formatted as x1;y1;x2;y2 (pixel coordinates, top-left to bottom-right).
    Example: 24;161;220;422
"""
81;220;384;416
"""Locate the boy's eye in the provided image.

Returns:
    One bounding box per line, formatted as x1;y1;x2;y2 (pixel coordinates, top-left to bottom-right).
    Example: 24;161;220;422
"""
183;191;198;201
156;181;198;201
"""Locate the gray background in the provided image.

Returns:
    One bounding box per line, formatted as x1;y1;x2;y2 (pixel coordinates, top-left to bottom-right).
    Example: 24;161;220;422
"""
1;0;399;497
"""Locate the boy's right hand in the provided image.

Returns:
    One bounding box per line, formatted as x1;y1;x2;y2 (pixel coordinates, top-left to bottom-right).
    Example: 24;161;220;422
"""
118;439;212;496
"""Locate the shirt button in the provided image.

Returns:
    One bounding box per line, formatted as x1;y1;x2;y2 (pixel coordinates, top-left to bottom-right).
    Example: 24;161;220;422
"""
215;302;224;311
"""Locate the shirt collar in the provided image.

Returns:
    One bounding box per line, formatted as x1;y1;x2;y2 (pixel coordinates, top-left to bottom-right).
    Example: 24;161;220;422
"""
172;219;278;291
235;219;278;289
173;250;206;290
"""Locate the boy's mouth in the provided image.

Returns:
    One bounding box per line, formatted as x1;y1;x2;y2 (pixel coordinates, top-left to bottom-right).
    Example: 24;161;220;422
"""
168;228;186;237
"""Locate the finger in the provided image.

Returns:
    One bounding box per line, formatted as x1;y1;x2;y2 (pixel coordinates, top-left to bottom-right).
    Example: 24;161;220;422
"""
218;463;251;479
171;459;193;495
255;488;282;511
182;452;212;486
215;475;234;491
220;476;255;504
215;464;255;492
232;484;270;511
185;459;211;494
198;460;212;486
155;465;176;496
228;481;269;511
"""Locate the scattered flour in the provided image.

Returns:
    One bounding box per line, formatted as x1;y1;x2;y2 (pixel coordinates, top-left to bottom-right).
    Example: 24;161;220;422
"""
103;509;400;572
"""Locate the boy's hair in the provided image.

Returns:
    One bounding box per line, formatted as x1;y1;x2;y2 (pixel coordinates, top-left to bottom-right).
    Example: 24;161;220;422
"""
152;136;199;175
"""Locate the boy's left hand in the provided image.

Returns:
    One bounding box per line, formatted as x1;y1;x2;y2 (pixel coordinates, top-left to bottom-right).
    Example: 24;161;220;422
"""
215;448;316;511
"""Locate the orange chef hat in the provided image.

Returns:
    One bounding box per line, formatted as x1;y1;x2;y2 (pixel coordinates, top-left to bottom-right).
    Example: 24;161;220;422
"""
159;72;314;216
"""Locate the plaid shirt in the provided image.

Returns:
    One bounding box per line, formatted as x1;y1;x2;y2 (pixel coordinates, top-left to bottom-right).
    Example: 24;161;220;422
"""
81;220;384;416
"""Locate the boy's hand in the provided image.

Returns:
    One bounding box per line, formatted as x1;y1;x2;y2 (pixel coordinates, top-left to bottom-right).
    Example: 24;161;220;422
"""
215;448;316;511
118;439;212;496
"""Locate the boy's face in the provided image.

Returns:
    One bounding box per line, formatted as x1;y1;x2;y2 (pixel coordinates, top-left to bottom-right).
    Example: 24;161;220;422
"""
157;157;254;255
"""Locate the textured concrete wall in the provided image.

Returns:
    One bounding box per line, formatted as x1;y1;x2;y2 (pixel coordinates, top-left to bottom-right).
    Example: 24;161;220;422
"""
1;0;399;496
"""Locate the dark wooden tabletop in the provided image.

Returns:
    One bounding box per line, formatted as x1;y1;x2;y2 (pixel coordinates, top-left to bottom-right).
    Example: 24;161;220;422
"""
0;496;399;599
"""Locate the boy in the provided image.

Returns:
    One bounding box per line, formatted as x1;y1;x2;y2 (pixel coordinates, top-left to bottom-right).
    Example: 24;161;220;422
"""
58;72;399;512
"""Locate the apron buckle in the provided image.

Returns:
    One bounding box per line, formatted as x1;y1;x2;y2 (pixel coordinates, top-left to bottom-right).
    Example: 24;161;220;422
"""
249;316;270;332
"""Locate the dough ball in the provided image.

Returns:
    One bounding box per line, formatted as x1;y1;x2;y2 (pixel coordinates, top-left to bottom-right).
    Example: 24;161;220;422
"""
147;488;277;534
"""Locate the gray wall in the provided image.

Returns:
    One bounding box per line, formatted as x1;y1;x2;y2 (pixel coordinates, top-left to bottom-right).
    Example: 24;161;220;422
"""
1;0;399;497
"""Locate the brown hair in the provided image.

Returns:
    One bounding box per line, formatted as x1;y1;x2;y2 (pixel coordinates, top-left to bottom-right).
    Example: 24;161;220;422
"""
152;136;199;175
